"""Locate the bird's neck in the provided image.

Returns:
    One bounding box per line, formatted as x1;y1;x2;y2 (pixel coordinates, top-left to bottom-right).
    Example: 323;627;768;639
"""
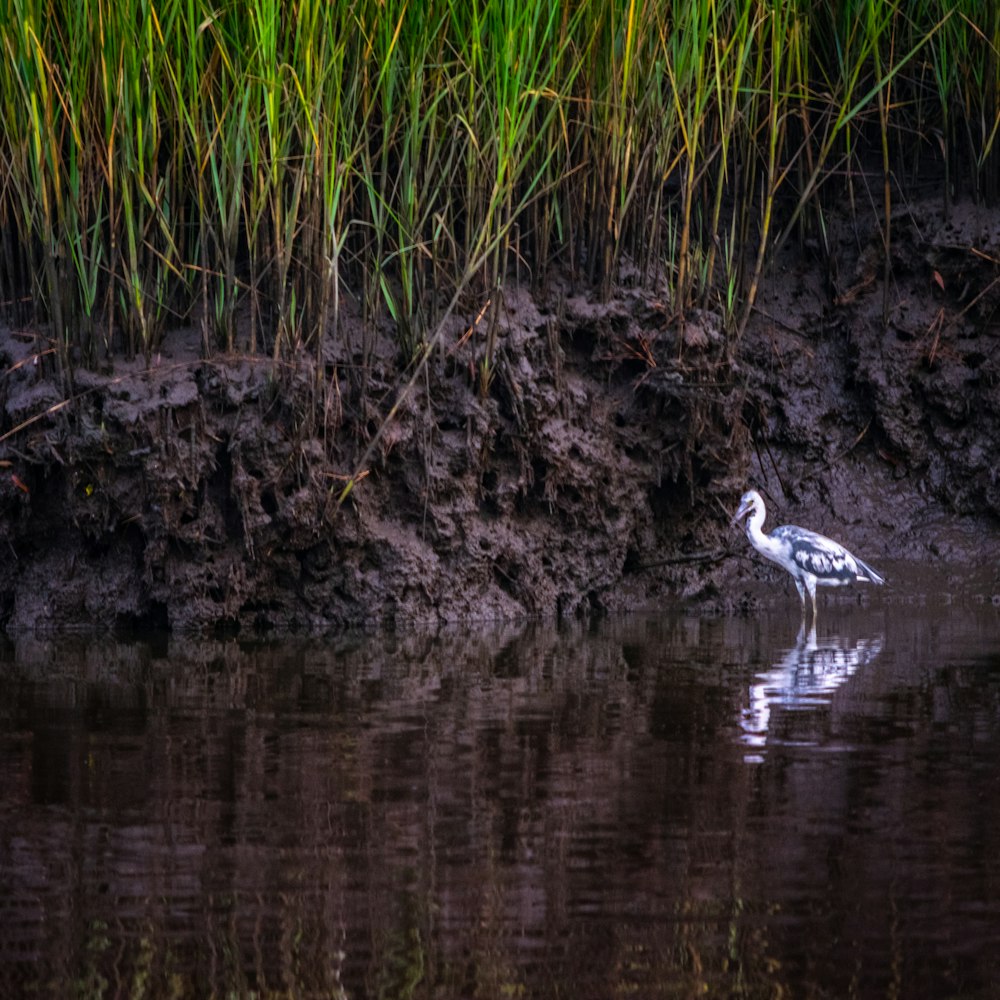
745;507;778;557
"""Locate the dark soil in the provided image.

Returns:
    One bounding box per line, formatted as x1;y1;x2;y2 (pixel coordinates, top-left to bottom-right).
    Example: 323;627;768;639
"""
1;197;999;632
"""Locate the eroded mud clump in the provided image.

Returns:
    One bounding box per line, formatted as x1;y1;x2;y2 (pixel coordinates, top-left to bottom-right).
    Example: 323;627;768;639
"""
0;286;745;631
738;199;1000;556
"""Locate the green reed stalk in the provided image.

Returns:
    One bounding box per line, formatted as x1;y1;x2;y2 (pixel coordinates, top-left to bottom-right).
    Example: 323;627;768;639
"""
598;0;639;299
666;0;715;317
312;4;360;363
247;0;299;357
737;0;792;338
702;0;757;317
864;0;898;327
358;0;405;348
385;5;455;357
479;0;585;387
951;4;1000;202
183;6;250;354
115;0;182;359
2;0;69;376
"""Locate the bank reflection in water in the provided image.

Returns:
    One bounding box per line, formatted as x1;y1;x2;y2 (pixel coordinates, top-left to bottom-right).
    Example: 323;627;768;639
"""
740;621;884;760
1;609;999;999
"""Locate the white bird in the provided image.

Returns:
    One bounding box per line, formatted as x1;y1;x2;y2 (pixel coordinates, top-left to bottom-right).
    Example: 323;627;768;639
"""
731;489;884;620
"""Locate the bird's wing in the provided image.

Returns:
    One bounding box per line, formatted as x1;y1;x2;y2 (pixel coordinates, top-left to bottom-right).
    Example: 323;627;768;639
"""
772;525;866;582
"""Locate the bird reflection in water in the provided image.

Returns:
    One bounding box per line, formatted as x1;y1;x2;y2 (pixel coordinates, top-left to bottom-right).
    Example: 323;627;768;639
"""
741;622;884;761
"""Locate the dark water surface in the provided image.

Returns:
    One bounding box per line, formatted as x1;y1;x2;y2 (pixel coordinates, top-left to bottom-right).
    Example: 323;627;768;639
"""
2;604;999;999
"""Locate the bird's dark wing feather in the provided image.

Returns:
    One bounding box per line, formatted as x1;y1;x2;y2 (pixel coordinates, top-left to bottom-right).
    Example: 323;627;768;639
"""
772;525;869;582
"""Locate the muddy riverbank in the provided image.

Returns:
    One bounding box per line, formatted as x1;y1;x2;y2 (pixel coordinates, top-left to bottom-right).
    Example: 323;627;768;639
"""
1;197;999;632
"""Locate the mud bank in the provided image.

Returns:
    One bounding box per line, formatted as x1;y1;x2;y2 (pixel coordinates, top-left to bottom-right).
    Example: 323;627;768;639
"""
1;198;998;632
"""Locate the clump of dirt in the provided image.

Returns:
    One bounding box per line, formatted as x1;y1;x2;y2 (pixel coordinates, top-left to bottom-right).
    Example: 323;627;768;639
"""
1;197;998;633
0;283;745;631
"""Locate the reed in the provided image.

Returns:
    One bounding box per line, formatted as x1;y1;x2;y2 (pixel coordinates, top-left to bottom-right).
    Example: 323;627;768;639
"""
0;0;993;374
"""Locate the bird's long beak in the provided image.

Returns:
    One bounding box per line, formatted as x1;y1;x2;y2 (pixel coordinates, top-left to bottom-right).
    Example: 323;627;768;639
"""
730;498;752;527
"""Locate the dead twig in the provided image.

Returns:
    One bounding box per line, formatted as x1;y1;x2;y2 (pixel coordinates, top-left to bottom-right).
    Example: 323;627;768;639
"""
635;548;731;570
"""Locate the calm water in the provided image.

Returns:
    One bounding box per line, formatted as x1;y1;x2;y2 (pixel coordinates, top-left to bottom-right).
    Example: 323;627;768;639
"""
1;603;999;999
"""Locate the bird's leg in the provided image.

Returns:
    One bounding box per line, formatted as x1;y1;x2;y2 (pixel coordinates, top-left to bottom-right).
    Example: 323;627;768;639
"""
806;577;818;624
794;580;807;620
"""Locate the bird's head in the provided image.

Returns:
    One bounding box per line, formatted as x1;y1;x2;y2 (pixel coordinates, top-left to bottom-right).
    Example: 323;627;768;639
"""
730;489;763;527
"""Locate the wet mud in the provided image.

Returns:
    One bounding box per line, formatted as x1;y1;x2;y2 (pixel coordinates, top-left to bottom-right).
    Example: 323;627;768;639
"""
1;197;998;631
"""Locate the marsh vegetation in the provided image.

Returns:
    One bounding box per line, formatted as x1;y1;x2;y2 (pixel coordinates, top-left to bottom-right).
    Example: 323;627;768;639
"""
2;0;995;370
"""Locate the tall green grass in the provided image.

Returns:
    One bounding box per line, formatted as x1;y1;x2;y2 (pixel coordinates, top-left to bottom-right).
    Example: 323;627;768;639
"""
0;0;995;372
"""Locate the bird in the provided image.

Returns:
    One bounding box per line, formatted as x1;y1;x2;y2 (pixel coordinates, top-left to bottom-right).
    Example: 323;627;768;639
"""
731;489;884;620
